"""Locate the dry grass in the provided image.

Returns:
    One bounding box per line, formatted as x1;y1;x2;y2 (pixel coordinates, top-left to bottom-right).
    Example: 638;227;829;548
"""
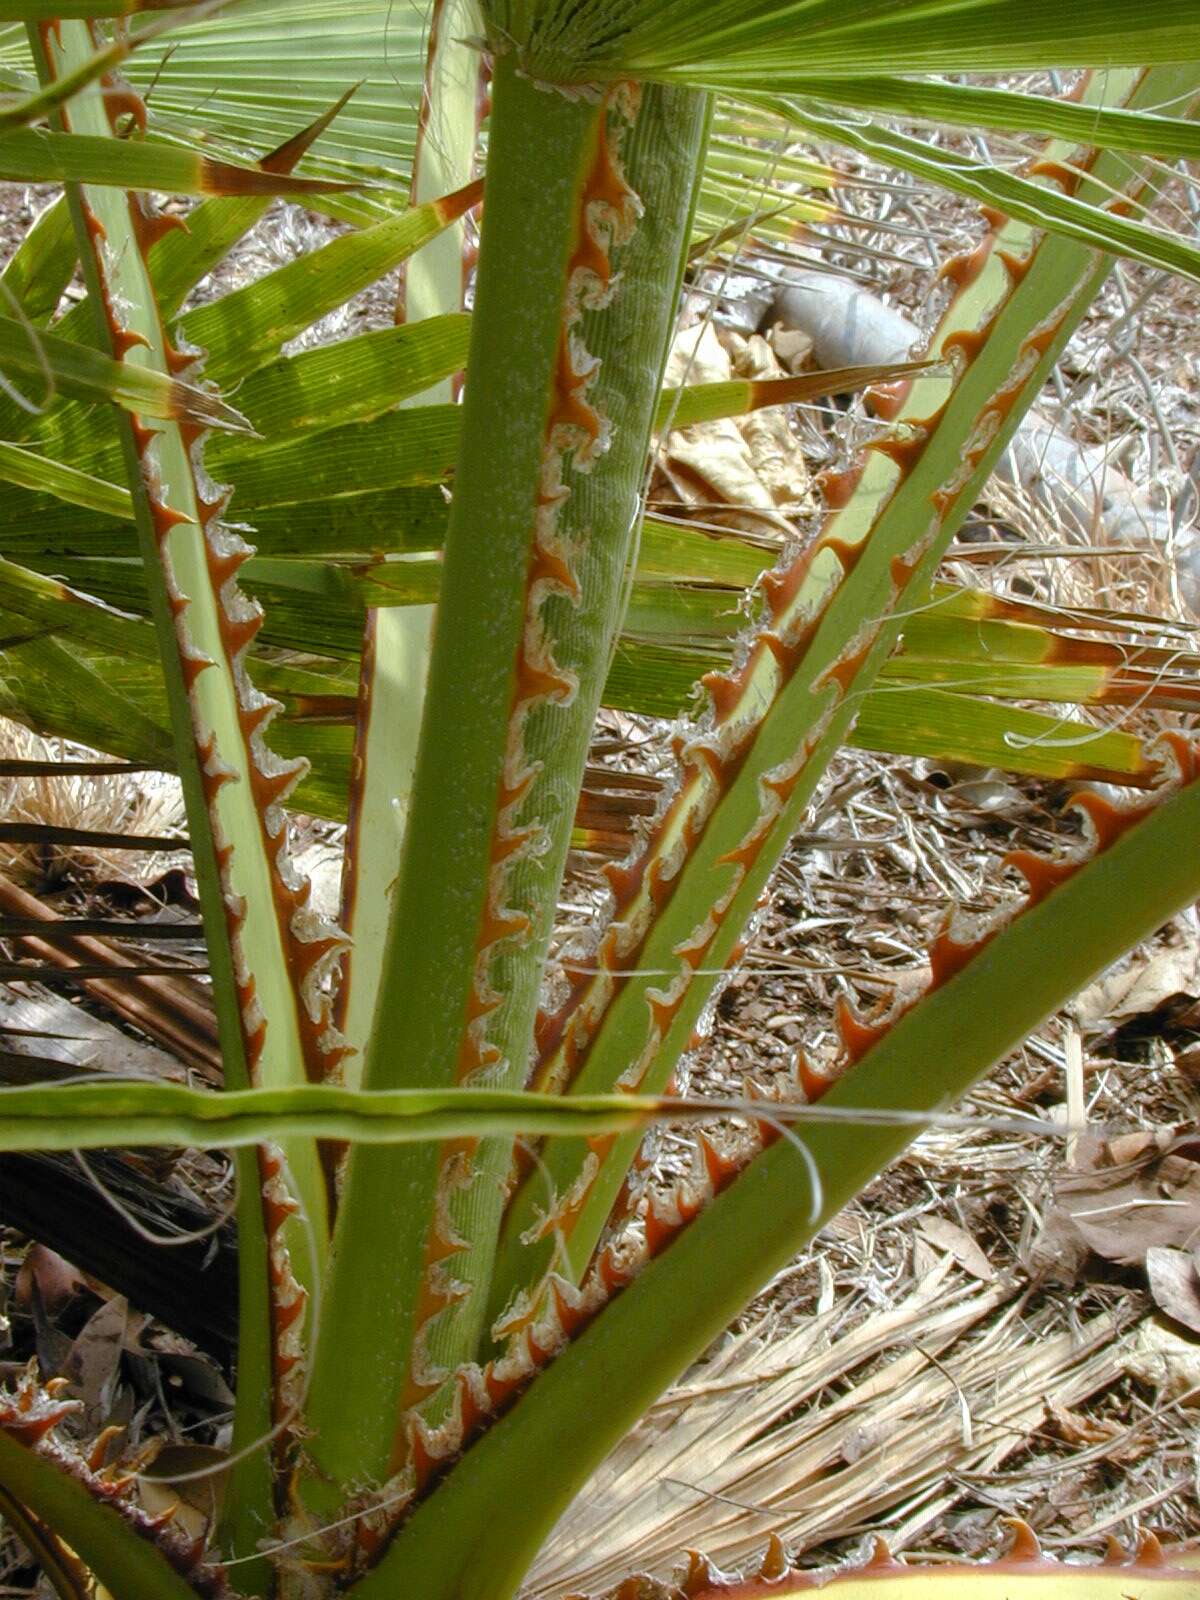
0;74;1198;1597
0;722;186;888
541;98;1200;1582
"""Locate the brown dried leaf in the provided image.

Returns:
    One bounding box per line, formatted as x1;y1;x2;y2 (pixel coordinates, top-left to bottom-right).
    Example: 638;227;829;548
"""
1124;1317;1200;1403
14;1242;83;1313
1146;1245;1200;1334
139;1442;228;1536
724;330;810;507
1070;1157;1200;1265
1105;1129;1164;1166
1072;945;1199;1031
1030;1133;1200;1271
1022;1203;1092;1284
915;1216;995;1281
765;322;813;374
1045;1400;1123;1448
64;1293;127;1428
658;322;801;535
910;1235;942;1282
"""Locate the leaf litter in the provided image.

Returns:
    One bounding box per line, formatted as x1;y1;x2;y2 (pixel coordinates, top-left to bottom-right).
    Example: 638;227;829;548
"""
0;71;1199;1593
550;82;1200;1580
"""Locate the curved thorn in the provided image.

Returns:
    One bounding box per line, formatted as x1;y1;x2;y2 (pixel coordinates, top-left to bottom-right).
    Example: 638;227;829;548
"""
758;1533;788;1581
1102;1534;1129;1566
679;1549;720;1596
1135;1530;1166;1567
862;1535;896;1571
1004;1519;1043;1563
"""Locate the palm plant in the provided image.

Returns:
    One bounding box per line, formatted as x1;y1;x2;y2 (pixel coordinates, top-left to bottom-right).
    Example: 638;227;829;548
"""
0;2;1199;1596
